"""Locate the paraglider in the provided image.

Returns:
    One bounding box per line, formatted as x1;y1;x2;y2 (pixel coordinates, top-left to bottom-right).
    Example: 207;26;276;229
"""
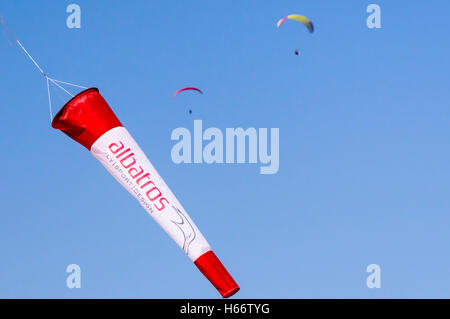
277;14;314;33
1;16;239;298
277;14;314;57
173;87;203;115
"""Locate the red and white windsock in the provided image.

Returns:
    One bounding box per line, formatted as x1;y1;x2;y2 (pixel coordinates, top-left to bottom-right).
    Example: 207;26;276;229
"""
52;88;239;298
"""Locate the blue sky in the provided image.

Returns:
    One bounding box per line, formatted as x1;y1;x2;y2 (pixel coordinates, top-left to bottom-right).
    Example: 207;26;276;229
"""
0;0;449;298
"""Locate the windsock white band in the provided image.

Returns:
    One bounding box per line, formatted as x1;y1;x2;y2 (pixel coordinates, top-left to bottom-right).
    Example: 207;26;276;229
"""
91;126;211;261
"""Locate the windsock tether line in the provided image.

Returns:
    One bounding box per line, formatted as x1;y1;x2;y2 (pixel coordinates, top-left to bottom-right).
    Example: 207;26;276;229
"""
0;15;87;122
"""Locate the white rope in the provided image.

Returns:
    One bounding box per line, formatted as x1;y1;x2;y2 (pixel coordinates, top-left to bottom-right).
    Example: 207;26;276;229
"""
48;78;74;97
46;76;53;122
16;40;46;76
50;80;69;104
1;16;90;124
51;79;87;89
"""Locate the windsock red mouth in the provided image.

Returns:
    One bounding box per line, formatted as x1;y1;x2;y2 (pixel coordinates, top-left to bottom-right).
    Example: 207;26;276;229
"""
52;88;122;150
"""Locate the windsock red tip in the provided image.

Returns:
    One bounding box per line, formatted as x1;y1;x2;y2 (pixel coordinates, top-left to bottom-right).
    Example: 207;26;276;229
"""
194;251;240;298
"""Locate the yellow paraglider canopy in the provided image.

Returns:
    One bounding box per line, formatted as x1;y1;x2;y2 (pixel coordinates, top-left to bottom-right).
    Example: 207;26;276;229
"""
277;14;314;33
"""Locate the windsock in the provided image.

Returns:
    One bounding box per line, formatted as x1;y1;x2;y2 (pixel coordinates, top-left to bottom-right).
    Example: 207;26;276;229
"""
52;88;239;298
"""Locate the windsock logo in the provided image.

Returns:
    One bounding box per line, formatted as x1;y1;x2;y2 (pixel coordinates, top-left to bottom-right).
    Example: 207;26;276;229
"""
108;140;169;212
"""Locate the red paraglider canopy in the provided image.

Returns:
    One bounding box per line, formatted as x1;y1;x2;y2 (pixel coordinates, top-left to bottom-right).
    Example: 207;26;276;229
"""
173;87;203;98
